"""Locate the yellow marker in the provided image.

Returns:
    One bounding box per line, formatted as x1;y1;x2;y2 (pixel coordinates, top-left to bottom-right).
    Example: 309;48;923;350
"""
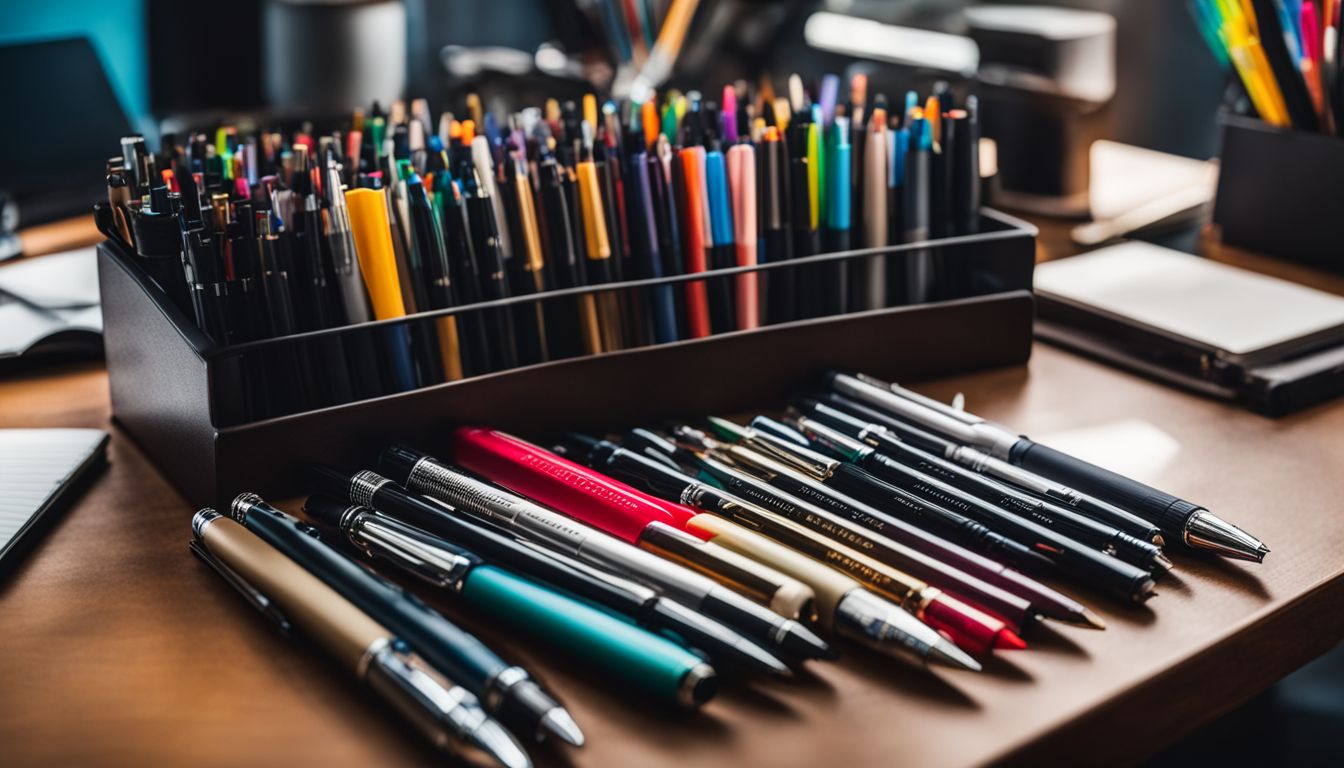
344;188;406;320
583;93;598;132
575;159;623;353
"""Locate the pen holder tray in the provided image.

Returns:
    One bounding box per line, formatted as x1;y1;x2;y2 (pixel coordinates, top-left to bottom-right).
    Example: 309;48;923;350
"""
98;209;1038;506
1212;115;1344;272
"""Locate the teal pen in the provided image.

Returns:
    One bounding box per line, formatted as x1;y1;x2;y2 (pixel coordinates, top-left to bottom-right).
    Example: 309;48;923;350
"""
824;117;851;315
307;497;720;709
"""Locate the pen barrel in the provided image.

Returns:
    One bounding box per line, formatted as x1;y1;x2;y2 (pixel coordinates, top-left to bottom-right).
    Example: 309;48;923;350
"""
199;516;384;670
1010;440;1201;537
461;566;713;708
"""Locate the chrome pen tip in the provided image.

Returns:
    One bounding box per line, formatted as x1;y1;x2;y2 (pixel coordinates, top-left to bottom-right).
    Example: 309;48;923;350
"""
779;620;838;661
927;639;982;672
539;708;585;748
1256;545;1270;561
467;718;534;768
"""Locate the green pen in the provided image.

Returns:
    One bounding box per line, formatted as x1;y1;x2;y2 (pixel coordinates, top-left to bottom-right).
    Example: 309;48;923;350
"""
305;497;719;710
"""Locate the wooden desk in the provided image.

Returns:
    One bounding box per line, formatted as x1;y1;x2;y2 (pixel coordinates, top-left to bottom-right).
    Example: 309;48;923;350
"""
3;336;1343;766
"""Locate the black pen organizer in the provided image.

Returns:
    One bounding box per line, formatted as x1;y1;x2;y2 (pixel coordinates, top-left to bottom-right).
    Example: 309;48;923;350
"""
99;209;1038;506
1212;115;1344;272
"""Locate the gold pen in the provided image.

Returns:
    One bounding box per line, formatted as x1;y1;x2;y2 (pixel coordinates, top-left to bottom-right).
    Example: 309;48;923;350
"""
190;509;531;768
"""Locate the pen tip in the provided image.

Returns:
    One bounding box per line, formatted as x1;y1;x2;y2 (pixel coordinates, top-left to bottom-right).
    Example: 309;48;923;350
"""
780;620;838;661
1256;545;1270;561
469;719;534;768
928;639;982;672
1080;609;1107;630
993;629;1027;651
1154;552;1176;574
539;709;585;748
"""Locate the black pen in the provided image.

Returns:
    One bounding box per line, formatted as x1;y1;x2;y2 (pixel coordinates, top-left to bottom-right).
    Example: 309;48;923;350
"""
464;168;519;370
436;172;494;375
952;96;980;235
535;153;588;360
226;492;583;746
404;174;464;381
752;416;1161;603
760;126;794;325
498;149;549;365
902;113;932;303
308;467;792;677
830;372;1270;562
797;398;1171;574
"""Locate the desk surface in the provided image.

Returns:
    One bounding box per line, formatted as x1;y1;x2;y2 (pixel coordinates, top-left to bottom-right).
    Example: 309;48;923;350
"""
3;224;1344;767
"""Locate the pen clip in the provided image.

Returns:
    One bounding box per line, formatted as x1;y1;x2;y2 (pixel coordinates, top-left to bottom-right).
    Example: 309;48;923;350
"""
347;510;478;592
188;539;293;636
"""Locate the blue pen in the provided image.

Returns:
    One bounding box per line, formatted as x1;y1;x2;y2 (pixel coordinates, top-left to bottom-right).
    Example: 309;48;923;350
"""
704;149;737;332
630;150;679;344
825;118;852;315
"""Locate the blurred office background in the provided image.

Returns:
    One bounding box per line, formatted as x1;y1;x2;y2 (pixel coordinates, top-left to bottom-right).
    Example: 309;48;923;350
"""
0;1;1339;762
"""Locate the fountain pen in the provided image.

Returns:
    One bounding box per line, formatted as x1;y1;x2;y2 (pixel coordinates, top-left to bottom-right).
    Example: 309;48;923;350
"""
379;446;833;662
304;496;719;708
228;493;583;746
831;372;1269;562
307;467;791;677
190;509;531;768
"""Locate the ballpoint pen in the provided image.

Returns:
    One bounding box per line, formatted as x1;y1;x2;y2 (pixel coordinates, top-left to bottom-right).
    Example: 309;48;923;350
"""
307;467;790;676
344;186;418;392
463;168;519;371
760;126;794;326
704;145;737;332
665;426;1094;631
952;97;981;235
584;431;1022;656
726;143;759;330
438;431;831;622
497;149;549;365
434;169;495;376
227;492;584;746
751;415;1161;603
796;398;1172;575
190;509;531;768
815;390;1167;546
576;133;625;352
824;116;851;316
832;372;1270;562
902;111;933;304
648;141;687;339
626;139;678;344
535;152;593;359
860;105;889;311
677;146;713;337
404;173;463;381
378;446;832;662
304;496;720;708
686;513;980;671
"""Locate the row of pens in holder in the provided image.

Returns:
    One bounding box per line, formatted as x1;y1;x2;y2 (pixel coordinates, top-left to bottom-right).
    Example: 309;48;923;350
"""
95;75;987;422
190;372;1268;766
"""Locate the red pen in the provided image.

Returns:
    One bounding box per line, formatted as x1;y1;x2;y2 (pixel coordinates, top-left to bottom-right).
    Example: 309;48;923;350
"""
452;427;1014;655
678;148;712;338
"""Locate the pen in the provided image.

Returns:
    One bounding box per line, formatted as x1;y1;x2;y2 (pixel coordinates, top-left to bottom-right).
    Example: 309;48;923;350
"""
308;468;790;676
704;146;737;332
796;398;1172;575
576;137;625;352
586;431;1019;656
463;168;520;371
649;141;687;339
344;186;418;392
759;126;794;326
824;116;851;316
685;423;1102;628
677;147;713;337
726;143;760;330
404;173;464;381
902;111;933;303
952;97;981;234
626;142;679;344
434;170;494;375
226;493;583;746
664;426;1060;631
859;105;889;311
444;430;830;621
378;446;833;661
498;149;550;365
754;415;1161;604
831;372;1269;561
304;496;720;708
686;514;980;671
190;510;530;768
815;390;1166;545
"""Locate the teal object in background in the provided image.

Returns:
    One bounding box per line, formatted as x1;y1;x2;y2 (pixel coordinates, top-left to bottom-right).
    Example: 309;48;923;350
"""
463;565;717;708
0;0;147;126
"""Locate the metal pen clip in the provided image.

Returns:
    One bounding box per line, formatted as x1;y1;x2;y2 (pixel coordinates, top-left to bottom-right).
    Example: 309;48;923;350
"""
188;538;293;636
340;506;478;592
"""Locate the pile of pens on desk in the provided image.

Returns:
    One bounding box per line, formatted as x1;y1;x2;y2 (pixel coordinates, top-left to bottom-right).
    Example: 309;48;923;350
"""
98;73;982;420
190;370;1269;767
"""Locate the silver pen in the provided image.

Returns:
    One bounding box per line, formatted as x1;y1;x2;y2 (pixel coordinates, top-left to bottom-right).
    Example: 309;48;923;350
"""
325;161;373;325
